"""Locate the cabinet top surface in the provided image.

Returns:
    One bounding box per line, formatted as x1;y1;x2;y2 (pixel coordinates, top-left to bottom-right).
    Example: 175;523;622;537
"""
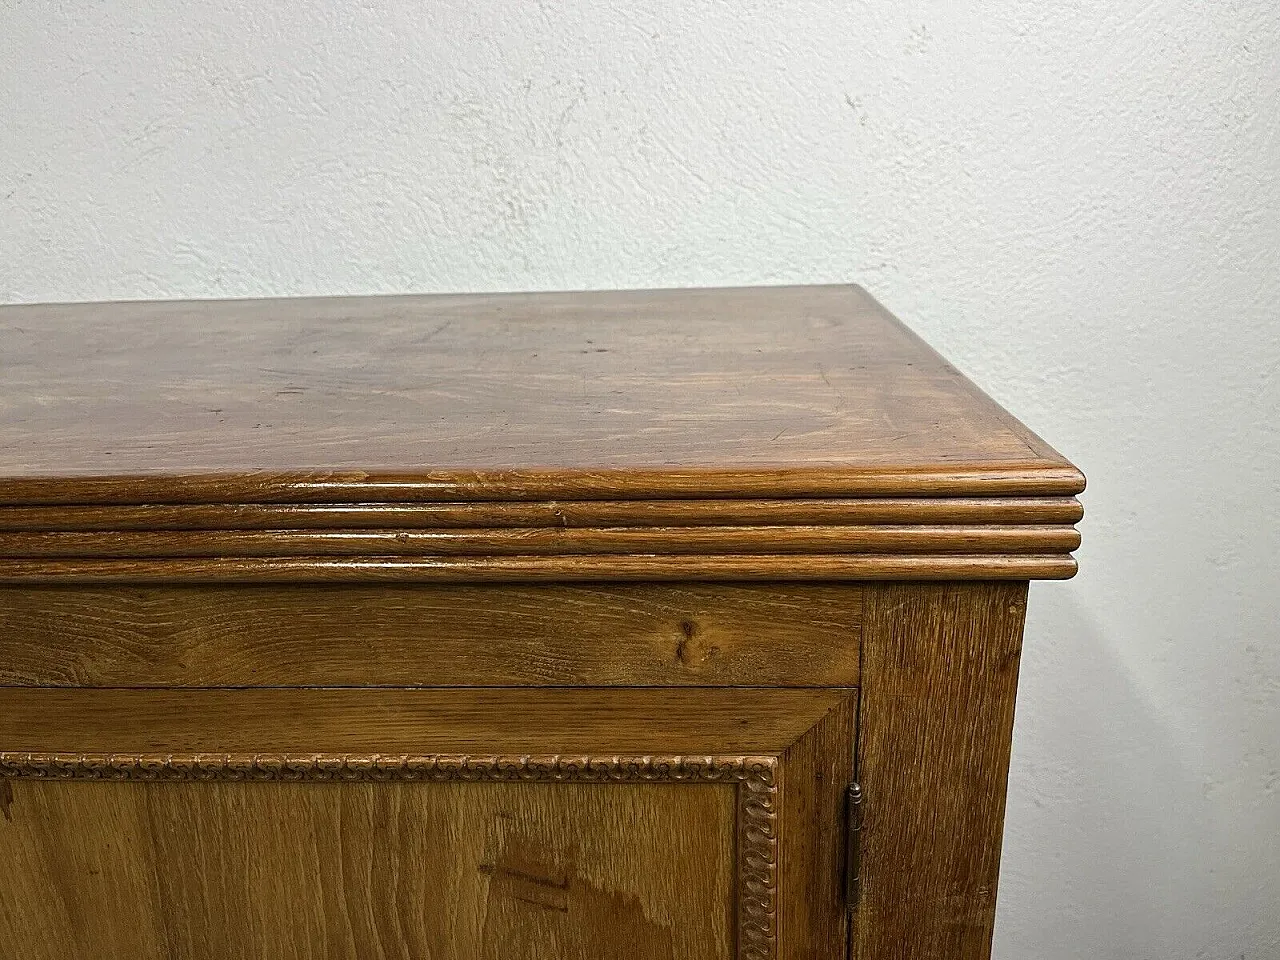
0;285;1081;504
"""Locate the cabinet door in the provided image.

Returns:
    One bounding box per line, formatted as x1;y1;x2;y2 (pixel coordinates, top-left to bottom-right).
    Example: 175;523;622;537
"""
0;688;854;960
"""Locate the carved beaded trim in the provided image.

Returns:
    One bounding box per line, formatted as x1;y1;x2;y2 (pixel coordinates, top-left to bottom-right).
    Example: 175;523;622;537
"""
0;752;767;783
0;753;779;960
737;770;779;960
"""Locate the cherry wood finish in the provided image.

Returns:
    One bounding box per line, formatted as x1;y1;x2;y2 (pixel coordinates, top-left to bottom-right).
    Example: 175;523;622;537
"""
0;286;1082;960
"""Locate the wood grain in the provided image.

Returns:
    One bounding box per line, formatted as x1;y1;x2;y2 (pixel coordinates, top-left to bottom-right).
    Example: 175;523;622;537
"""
0;686;857;960
0;583;862;688
0;553;1078;583
0;282;1080;958
0;777;737;960
854;582;1028;960
776;692;856;960
0;285;1083;505
0;525;1079;559
0;467;1086;506
0;497;1085;532
0;687;849;757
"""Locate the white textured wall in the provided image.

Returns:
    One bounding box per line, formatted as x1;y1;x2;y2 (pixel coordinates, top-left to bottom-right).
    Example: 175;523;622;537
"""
3;3;1278;956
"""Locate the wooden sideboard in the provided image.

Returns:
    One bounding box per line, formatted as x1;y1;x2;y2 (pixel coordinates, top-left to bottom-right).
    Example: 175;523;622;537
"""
0;286;1083;960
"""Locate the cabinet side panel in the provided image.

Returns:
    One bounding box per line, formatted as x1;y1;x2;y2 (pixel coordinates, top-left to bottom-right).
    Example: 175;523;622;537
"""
855;582;1027;960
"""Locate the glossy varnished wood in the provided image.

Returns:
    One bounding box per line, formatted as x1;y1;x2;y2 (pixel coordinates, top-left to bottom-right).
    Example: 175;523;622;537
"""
0;286;1081;503
854;583;1028;960
0;584;862;688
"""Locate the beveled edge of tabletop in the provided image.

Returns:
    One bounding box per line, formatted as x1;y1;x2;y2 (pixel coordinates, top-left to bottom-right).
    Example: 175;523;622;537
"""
0;461;1085;506
0;285;1084;581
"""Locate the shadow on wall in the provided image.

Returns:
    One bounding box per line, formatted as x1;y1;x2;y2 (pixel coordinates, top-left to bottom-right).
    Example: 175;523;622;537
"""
998;585;1255;960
